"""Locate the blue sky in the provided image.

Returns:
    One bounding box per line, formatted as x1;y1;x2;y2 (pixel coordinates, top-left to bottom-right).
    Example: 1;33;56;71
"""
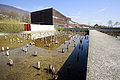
0;0;120;26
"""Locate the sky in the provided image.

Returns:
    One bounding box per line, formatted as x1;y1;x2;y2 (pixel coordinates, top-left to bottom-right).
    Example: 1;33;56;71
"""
0;0;120;26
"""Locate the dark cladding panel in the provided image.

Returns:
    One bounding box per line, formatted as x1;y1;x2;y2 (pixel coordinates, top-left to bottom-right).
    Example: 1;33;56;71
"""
43;8;53;25
31;11;40;24
31;8;53;25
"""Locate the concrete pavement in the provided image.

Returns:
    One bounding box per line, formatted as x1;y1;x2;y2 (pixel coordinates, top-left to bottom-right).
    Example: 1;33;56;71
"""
87;30;120;80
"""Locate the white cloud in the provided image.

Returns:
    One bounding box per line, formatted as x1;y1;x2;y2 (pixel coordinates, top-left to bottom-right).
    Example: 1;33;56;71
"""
96;8;107;13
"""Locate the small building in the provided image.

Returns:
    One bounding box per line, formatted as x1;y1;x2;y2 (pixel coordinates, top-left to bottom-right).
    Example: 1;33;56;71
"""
30;8;79;31
31;8;70;27
69;20;78;28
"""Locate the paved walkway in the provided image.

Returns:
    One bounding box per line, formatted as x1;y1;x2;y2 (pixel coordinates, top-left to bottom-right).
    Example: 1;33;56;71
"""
87;30;120;80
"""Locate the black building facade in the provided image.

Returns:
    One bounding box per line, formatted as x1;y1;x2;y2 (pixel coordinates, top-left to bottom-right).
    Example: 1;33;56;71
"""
31;8;69;26
31;8;53;25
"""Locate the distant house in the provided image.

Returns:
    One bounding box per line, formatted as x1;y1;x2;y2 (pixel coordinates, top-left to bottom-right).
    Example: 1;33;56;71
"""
31;8;71;27
69;20;78;28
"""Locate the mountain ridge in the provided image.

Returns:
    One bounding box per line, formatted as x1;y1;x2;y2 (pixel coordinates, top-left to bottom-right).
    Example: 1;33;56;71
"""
0;4;29;15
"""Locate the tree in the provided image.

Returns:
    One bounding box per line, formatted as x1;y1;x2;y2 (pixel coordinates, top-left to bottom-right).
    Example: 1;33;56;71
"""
114;21;120;27
94;24;99;28
23;13;30;23
108;20;113;27
0;10;3;20
94;24;98;27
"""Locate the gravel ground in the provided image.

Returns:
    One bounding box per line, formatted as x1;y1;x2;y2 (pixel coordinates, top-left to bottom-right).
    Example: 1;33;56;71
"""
87;30;120;80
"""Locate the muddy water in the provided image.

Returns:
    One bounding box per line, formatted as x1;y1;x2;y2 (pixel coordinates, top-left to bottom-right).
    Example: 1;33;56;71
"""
0;32;88;80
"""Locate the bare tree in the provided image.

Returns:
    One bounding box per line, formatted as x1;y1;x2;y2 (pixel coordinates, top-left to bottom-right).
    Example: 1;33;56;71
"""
114;21;120;27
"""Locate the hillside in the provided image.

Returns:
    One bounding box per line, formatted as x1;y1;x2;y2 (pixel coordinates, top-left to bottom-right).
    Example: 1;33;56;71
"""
0;4;30;23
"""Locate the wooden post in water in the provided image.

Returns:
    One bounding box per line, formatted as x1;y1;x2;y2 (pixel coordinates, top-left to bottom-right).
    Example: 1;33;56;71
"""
5;36;7;40
38;61;40;70
79;44;81;49
62;48;64;53
1;47;4;52
74;43;76;47
34;51;37;56
9;59;13;66
81;45;83;51
80;39;82;44
52;66;55;75
49;64;52;73
27;43;29;47
6;46;9;50
24;48;27;53
6;50;9;56
67;45;69;49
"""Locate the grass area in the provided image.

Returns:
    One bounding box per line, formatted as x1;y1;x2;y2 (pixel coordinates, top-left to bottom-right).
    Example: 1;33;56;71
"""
0;32;71;51
56;27;65;30
0;33;31;51
0;18;25;33
34;33;71;50
56;27;73;31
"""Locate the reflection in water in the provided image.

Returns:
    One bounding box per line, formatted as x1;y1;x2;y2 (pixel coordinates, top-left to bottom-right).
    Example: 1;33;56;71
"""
57;35;89;80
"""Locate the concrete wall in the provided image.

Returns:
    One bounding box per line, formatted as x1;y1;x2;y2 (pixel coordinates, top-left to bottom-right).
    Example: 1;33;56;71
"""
31;24;55;31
